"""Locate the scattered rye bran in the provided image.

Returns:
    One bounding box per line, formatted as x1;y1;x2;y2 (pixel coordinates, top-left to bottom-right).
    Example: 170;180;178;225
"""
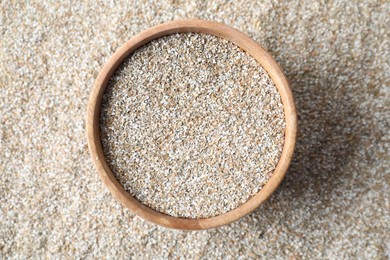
2;1;389;258
100;33;285;218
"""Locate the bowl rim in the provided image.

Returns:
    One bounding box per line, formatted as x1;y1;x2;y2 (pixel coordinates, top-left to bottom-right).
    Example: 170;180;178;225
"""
86;19;297;230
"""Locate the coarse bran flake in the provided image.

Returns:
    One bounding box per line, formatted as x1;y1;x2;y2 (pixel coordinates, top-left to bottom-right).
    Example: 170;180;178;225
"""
100;33;285;218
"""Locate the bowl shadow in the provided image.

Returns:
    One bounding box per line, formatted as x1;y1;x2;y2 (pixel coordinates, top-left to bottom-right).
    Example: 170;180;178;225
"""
248;63;365;222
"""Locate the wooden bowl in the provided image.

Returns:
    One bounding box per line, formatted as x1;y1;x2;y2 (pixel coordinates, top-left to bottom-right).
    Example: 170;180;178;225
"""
86;20;297;230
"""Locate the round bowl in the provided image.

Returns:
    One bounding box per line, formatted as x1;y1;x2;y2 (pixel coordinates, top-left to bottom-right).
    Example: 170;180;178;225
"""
86;20;297;230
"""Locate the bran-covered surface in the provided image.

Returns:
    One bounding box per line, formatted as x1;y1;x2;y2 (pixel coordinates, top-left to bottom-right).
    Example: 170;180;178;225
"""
1;1;389;258
100;33;285;218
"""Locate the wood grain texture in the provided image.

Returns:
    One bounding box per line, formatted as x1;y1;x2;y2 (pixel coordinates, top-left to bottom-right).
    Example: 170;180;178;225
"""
86;20;297;230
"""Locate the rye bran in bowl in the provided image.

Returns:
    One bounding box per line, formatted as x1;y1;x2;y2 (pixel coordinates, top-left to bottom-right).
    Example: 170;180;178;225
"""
87;20;297;230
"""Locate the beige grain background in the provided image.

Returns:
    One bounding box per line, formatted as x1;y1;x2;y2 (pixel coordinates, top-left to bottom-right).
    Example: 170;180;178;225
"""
1;0;389;258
